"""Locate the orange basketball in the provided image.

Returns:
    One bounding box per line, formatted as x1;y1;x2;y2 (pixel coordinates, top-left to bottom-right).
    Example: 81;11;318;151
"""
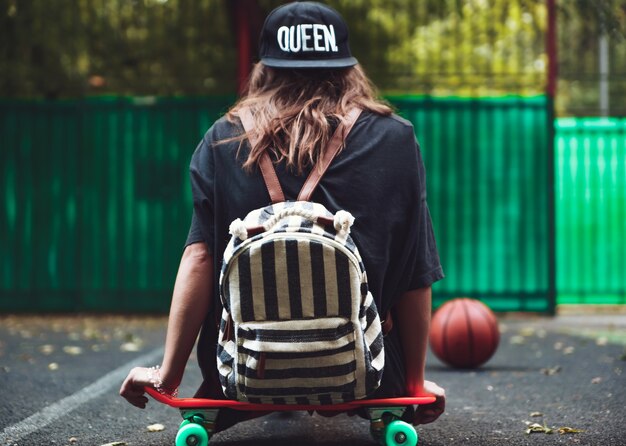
429;298;499;369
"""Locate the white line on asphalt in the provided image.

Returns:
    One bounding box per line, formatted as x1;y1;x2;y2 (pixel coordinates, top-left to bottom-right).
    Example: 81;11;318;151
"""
0;346;164;446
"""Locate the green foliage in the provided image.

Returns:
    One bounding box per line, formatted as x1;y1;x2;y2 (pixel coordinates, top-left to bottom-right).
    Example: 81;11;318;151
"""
358;0;548;95
0;0;237;97
0;0;624;115
556;0;626;115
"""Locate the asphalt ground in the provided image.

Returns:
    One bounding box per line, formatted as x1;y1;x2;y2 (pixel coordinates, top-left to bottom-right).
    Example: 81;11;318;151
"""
0;313;625;446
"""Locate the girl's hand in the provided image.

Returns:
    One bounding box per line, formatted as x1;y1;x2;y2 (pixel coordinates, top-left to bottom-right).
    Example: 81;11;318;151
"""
412;380;445;425
119;367;154;408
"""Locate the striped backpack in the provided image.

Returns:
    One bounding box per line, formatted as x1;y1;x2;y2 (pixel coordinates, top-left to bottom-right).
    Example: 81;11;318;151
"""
216;108;385;405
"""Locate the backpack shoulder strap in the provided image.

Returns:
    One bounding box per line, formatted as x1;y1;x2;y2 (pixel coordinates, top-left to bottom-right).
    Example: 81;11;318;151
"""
239;107;362;204
239;107;286;204
297;108;362;202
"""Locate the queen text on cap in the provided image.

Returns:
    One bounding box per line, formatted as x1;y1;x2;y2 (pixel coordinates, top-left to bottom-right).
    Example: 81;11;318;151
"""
276;24;339;53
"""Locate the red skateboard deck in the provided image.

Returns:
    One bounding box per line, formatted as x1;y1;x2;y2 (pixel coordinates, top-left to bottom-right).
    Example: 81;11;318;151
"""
146;386;435;446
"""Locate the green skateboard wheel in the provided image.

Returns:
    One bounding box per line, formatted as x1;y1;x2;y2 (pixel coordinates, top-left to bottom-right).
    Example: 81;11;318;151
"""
175;422;209;446
180;414;205;429
384;420;418;446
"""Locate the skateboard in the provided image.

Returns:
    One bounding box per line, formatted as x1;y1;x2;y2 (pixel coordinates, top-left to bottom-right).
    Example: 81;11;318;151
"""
145;387;435;446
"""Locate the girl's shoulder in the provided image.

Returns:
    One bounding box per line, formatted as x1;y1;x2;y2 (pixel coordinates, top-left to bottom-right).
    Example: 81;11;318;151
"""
361;110;414;130
204;115;243;143
355;111;417;147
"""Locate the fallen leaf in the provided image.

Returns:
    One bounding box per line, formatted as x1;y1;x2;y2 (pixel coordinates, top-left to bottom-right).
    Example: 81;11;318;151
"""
39;345;55;355
147;423;165;432
557;427;585;434
510;335;526;345
120;342;141;352
69;437;78;444
563;346;575;355
530;412;543;417
99;442;126;446
83;327;105;340
596;337;608;346
63;346;83;356
591;376;603;384
540;365;562;376
525;422;553;435
48;363;59;371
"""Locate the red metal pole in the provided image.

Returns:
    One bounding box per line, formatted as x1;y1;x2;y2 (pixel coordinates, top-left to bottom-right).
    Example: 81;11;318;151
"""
236;0;252;96
546;0;558;98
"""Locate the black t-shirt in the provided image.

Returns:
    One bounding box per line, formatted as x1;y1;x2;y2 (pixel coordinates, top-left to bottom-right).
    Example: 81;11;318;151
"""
186;110;444;397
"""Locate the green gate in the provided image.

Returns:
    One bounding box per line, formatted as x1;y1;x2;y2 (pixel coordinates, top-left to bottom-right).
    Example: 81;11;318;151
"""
1;97;233;312
393;96;553;312
556;118;626;305
1;96;558;312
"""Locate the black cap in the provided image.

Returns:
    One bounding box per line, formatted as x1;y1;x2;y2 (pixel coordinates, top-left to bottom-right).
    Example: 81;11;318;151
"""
259;2;358;69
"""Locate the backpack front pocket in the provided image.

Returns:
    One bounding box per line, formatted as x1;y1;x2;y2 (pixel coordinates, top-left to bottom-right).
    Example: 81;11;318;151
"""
235;317;359;403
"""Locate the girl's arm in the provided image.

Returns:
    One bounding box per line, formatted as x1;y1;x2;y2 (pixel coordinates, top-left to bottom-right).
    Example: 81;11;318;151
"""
396;286;432;395
120;242;213;407
396;286;446;424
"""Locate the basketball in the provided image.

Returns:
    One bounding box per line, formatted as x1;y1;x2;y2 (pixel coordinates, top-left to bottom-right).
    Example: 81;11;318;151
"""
429;298;500;369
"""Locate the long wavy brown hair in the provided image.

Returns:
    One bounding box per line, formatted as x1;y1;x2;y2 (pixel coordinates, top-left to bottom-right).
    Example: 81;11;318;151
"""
225;63;393;174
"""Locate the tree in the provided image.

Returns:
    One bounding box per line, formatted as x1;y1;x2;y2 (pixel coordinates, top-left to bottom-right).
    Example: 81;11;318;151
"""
0;0;624;115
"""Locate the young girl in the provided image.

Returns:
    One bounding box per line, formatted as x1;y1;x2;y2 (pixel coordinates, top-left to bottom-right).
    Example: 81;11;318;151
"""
120;1;445;429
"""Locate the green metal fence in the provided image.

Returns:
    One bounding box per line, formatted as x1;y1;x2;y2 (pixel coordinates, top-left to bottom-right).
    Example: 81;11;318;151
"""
1;97;234;312
394;96;553;312
2;96;622;313
556;118;626;305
